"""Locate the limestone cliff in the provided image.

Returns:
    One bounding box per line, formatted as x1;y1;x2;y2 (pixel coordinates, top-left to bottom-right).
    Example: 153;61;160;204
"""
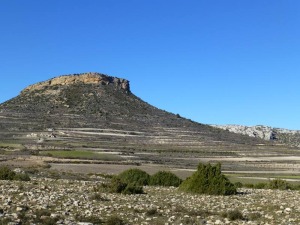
21;72;130;94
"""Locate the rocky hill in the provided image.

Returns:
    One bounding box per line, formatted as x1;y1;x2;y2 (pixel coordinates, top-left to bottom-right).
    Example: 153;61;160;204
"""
212;125;300;147
0;72;299;171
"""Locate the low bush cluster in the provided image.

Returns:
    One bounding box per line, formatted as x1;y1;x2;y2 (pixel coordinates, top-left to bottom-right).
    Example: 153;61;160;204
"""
179;163;237;195
104;177;144;195
240;179;296;190
149;171;182;187
221;209;244;221
117;168;150;186
0;166;30;181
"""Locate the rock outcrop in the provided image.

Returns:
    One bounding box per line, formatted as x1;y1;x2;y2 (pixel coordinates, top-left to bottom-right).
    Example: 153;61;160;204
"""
212;124;300;147
21;72;130;94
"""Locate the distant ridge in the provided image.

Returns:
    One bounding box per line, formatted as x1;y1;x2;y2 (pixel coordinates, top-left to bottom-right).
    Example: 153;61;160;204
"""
212;124;300;147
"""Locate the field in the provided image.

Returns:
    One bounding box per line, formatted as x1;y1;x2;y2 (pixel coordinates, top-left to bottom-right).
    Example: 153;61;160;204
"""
39;150;122;161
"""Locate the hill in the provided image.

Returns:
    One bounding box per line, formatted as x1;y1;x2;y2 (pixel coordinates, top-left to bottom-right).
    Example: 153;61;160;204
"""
0;72;299;172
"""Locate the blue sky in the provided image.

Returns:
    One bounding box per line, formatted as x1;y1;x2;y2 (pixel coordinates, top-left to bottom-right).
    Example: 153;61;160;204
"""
1;1;300;129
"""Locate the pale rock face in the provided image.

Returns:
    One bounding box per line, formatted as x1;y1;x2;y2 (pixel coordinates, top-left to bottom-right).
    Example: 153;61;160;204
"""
211;125;274;140
212;124;300;143
21;72;130;93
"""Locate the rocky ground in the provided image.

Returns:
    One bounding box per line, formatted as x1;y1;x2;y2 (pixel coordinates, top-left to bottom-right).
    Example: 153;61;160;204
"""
0;175;299;225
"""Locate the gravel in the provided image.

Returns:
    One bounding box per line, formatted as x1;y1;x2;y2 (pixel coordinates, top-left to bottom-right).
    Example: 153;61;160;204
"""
0;178;299;224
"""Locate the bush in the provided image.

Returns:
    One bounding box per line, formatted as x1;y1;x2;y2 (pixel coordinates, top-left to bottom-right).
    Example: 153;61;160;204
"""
268;179;291;190
123;184;144;194
0;166;16;180
179;163;236;195
149;171;182;187
0;166;30;181
222;209;244;221
109;177;127;193
108;177;144;195
117;168;150;186
234;182;243;188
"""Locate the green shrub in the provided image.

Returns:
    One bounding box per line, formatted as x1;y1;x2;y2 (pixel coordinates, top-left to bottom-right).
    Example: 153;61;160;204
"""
268;179;291;190
123;184;144;194
109;177;127;193
0;166;16;180
149;171;182;187
234;182;243;188
179;163;236;195
223;209;244;221
117;168;150;186
108;177;144;195
0;166;31;181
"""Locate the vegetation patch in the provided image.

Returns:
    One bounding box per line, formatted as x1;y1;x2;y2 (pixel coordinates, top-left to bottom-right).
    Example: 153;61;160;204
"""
221;209;244;221
0;166;30;181
101;177;145;195
149;171;182;187
268;178;292;190
40;150;122;161
117;168;150;186
179;163;236;195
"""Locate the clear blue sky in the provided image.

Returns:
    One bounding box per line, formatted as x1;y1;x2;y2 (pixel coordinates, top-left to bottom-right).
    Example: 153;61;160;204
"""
1;1;300;129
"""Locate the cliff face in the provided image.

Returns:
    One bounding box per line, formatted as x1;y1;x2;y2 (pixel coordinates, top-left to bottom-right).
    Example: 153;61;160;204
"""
21;72;130;94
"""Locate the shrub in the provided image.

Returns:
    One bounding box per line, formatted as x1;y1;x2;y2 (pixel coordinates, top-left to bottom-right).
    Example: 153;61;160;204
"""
268;179;291;190
234;182;243;188
223;209;244;221
179;163;236;195
149;171;182;187
109;177;127;193
0;166;16;180
146;208;157;216
123;184;144;194
108;177;144;195
0;166;31;181
117;168;150;186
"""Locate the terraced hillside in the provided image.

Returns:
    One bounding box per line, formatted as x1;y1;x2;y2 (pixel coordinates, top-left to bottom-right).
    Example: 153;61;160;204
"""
0;72;299;173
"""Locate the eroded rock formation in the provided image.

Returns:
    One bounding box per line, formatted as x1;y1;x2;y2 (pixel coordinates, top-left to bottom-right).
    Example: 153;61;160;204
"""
21;72;130;94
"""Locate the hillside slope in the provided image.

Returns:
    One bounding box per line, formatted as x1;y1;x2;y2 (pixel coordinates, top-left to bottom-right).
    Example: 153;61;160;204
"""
0;72;298;170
